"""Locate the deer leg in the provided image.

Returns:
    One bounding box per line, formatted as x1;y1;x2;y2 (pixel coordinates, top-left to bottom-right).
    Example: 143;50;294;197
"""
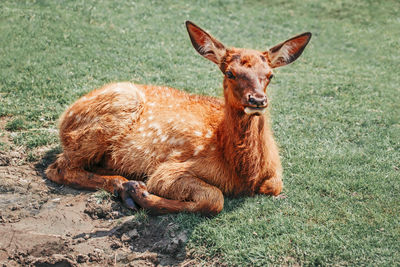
122;162;224;216
46;155;139;210
257;176;283;196
256;135;283;196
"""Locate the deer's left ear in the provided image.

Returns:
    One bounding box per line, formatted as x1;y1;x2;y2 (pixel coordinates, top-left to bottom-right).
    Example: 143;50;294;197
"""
186;21;226;65
265;32;312;68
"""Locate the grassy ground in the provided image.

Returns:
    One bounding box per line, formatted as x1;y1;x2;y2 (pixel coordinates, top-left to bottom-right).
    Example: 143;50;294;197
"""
1;0;399;265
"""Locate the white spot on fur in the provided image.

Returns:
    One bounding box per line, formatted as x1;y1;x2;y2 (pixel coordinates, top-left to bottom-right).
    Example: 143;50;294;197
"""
136;145;142;150
153;138;158;144
168;137;177;145
68;111;74;117
167;118;173;123
75;115;81;123
142;119;147;124
194;131;202;137
170;150;182;157
168;137;186;146
210;145;216;151
178;139;185;145
146;132;153;137
149;123;163;136
205;129;213;138
138;126;145;132
149;123;161;130
148;102;155;107
193;145;204;156
148;115;154;120
160;135;168;142
168;105;173;108
148;110;153;114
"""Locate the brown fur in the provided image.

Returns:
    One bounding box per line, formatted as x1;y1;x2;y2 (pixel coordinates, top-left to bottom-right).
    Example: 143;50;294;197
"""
46;21;311;215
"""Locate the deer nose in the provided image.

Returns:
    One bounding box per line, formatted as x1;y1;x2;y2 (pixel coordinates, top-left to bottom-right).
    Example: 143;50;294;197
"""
248;94;267;107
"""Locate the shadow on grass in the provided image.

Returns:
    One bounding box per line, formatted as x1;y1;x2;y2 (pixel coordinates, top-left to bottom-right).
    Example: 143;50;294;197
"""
223;197;247;213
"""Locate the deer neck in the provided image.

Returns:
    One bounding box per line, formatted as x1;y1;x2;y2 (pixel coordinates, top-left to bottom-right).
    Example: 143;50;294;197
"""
217;103;268;185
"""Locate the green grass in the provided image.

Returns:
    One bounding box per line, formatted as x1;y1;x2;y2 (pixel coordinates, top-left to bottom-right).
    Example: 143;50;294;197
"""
93;189;113;204
1;0;399;265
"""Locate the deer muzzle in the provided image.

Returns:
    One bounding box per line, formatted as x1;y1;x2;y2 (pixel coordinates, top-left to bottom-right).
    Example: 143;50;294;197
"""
244;94;268;115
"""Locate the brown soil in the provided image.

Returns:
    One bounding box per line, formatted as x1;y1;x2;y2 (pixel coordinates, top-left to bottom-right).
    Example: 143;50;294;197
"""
0;145;197;266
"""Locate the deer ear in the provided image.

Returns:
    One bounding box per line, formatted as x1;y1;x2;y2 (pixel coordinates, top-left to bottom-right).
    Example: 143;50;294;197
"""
265;32;312;68
186;21;226;65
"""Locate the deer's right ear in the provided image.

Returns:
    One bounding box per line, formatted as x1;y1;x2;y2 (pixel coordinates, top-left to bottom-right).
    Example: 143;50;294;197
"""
186;21;226;65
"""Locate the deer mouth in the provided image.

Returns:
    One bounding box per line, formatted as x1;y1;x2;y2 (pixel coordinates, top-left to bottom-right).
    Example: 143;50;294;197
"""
244;106;267;115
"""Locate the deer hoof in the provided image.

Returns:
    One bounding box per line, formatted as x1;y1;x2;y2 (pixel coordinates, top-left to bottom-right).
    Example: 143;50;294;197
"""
122;196;139;211
122;181;150;208
119;181;145;211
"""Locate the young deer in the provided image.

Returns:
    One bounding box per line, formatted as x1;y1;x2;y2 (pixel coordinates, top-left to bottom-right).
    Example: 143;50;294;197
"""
46;21;311;215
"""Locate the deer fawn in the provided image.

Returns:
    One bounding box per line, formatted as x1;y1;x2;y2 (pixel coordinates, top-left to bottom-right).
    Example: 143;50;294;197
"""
46;21;311;215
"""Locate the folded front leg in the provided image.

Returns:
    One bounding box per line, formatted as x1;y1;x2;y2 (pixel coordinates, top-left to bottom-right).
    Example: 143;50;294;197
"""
126;162;224;216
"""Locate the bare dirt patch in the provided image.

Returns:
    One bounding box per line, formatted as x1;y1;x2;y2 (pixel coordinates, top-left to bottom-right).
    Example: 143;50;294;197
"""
0;146;195;266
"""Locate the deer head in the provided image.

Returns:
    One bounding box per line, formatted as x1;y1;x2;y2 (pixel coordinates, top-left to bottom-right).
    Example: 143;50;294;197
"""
186;21;311;116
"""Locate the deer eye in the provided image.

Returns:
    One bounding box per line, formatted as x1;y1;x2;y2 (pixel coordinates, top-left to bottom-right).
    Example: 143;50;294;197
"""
268;74;274;80
226;70;235;79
